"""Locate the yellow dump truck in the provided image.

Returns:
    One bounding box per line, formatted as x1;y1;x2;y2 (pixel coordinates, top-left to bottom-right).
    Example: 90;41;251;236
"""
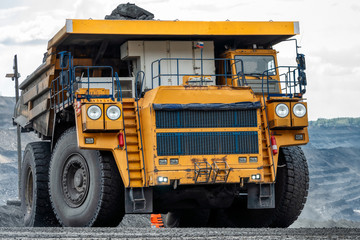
15;19;309;227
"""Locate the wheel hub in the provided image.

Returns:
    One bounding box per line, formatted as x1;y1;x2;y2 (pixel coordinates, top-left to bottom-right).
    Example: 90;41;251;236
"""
62;154;90;208
25;167;33;214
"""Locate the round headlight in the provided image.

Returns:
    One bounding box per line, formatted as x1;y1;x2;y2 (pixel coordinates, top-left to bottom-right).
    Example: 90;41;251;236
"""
106;105;121;120
275;103;289;118
293;103;306;118
87;105;102;120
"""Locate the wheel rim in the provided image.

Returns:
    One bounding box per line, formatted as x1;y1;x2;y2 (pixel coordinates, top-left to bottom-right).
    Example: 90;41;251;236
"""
25;167;33;214
61;153;90;208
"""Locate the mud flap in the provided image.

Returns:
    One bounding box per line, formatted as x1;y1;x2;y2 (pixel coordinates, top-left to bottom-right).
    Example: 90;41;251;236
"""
247;183;275;209
125;187;153;213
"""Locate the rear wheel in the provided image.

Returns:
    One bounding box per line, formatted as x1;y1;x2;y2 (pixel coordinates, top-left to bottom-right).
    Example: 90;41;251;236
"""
20;142;60;227
49;127;125;227
208;146;309;228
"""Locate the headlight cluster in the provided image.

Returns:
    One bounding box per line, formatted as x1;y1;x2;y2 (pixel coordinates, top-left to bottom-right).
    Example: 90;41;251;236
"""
275;103;306;118
293;103;307;118
275;103;289;118
87;105;121;120
106;106;121;120
87;105;102;120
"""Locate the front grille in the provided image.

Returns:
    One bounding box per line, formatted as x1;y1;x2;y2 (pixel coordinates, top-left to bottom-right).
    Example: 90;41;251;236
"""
155;109;257;128
157;131;259;156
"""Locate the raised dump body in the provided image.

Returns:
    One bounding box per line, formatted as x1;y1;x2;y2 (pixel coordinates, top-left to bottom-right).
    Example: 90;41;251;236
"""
15;19;309;228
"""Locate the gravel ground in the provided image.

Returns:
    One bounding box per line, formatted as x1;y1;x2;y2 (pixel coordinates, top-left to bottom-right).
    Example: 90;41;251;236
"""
0;227;359;239
1;205;360;239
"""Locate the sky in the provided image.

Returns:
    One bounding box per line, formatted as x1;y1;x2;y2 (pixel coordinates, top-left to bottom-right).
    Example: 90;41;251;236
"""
0;0;359;121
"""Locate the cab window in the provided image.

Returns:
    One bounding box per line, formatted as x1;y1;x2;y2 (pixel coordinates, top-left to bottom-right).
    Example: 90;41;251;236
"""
235;55;276;76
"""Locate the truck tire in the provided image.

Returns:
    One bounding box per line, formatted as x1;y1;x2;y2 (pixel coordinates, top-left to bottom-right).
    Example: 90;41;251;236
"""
163;209;210;228
209;146;309;228
49;127;125;227
20;142;60;227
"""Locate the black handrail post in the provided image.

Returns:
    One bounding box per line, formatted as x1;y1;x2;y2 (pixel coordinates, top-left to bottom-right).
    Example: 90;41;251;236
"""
87;67;90;100
177;59;179;85
158;60;161;87
151;61;154;89
224;59;228;86
200;48;203;85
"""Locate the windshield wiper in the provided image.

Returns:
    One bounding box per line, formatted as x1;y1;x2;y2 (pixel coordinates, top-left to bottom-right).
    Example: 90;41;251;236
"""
245;73;274;79
245;73;262;79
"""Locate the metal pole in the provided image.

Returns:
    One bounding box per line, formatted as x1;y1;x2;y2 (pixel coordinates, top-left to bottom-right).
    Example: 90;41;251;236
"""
13;55;22;199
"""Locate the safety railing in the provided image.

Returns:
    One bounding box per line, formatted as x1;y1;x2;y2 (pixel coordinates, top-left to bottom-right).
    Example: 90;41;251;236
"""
50;64;120;112
151;58;246;89
261;65;306;100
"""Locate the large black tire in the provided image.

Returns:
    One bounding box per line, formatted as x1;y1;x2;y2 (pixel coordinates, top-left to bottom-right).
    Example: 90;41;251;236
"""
163;209;210;228
208;146;309;228
20;142;60;227
49;127;125;227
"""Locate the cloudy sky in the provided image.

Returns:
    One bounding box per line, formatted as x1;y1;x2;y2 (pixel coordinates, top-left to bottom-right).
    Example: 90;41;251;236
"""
0;0;359;120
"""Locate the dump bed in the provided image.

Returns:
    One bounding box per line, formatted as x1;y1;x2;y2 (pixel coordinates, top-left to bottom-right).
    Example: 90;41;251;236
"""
15;20;299;138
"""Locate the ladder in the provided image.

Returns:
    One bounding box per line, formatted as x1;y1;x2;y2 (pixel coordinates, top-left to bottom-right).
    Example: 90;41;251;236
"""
260;107;276;182
122;98;145;188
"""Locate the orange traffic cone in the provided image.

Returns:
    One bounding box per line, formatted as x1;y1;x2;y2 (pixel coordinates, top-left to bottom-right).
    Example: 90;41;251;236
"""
150;214;164;228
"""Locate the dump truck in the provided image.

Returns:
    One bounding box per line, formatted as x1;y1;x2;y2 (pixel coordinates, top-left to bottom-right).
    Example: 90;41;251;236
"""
14;19;309;227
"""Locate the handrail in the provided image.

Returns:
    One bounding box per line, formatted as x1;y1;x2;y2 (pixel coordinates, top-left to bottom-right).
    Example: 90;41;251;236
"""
114;72;123;102
261;65;304;100
134;70;146;186
50;62;117;111
135;71;146;100
151;57;245;89
115;71;131;186
73;66;115;101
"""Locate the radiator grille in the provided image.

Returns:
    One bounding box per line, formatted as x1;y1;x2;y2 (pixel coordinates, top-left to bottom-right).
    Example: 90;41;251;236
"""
155;109;257;128
157;131;258;156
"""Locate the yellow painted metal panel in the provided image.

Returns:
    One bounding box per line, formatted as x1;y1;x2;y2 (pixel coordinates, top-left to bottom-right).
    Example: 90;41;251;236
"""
267;102;291;128
70;20;298;36
81;103;104;131
104;103;123;130
273;128;309;148
291;102;308;127
150;168;266;186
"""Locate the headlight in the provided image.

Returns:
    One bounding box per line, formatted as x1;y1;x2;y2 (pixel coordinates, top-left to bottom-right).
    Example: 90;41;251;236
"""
275;103;289;118
293;103;306;118
106;105;121;120
87;105;102;120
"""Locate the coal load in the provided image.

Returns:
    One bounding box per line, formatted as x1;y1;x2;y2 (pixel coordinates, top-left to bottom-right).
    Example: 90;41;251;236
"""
105;3;154;20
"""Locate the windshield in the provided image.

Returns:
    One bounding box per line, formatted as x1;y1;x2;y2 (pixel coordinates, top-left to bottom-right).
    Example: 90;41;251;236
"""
235;55;276;76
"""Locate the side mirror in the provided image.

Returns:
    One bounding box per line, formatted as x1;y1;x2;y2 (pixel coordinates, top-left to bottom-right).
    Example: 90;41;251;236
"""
296;54;306;70
60;71;69;86
59;53;69;69
298;71;307;86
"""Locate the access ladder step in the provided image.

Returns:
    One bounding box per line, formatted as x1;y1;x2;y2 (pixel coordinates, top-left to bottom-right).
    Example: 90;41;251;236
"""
127;150;140;153
129;168;142;171
128;159;141;162
126;133;138;136
125;124;137;128
124;115;136;119
123;105;135;109
129;188;146;211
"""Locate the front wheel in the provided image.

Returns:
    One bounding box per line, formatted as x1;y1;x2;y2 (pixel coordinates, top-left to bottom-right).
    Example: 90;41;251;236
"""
208;146;309;228
49;127;125;227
